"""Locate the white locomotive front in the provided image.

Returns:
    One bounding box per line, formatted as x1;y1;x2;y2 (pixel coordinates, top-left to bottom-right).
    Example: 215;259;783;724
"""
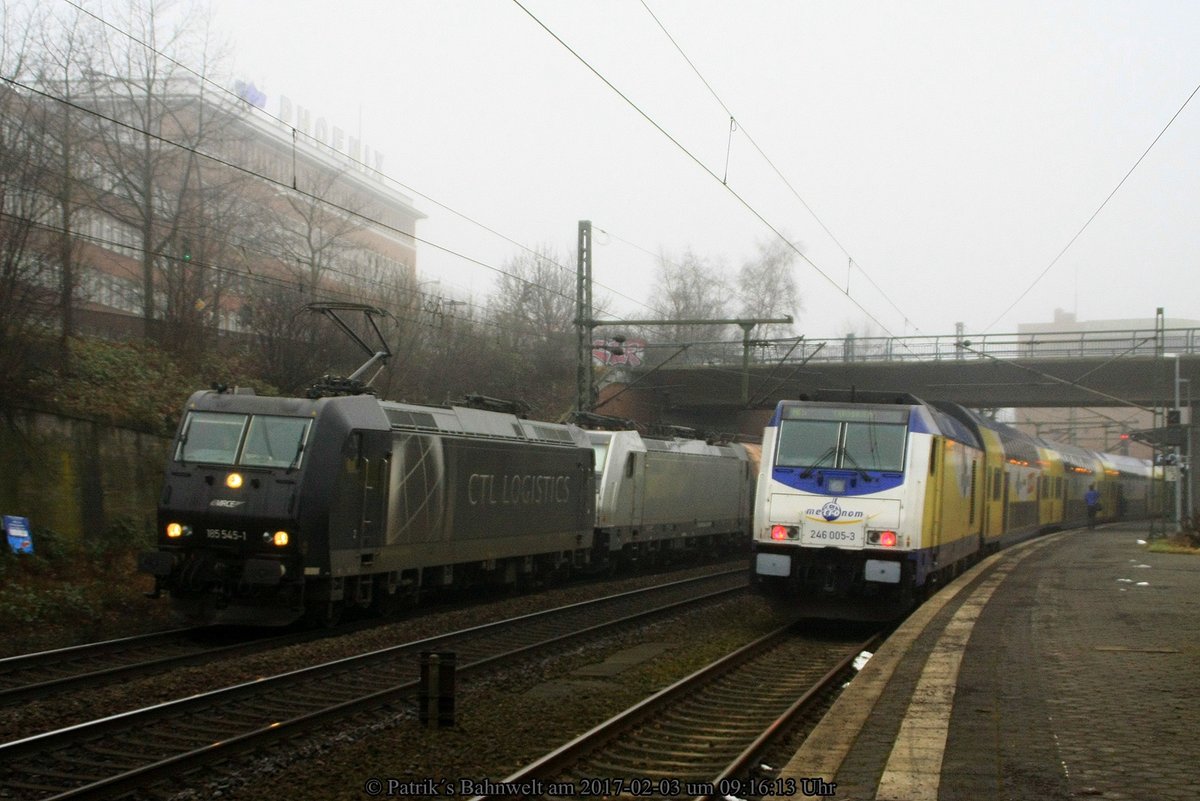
751;397;984;619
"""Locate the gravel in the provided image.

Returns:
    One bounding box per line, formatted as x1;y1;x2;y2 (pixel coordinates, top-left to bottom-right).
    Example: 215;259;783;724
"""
0;560;751;743
6;559;813;801
160;592;798;801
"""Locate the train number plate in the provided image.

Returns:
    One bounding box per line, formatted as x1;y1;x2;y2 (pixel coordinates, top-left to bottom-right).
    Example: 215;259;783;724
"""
206;528;248;541
800;523;865;548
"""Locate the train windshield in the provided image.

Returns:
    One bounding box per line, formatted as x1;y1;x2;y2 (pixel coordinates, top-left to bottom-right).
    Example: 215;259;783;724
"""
776;406;908;473
587;433;612;478
177;412;312;468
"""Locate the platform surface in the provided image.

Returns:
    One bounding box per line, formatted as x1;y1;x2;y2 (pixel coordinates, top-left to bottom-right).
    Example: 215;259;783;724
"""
768;525;1200;801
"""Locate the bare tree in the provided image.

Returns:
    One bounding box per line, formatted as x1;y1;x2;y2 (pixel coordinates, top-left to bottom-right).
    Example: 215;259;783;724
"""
263;165;372;292
344;256;424;399
33;1;96;348
486;246;579;414
79;0;237;337
489;246;576;347
239;164;379;391
737;237;801;339
650;248;734;351
237;280;312;392
0;5;65;388
394;300;515;408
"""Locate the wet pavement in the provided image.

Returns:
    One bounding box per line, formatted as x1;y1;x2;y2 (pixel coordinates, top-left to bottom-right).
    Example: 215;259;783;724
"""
768;525;1200;801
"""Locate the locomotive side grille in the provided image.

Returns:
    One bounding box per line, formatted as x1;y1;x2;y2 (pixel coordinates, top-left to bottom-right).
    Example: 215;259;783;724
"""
385;409;439;430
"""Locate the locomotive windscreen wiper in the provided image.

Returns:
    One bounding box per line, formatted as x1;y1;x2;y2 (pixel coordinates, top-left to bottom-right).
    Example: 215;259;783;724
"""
840;449;873;482
287;440;305;472
800;445;839;478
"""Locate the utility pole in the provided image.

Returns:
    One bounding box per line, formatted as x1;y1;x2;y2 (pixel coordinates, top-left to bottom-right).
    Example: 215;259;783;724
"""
582;315;793;410
575;221;593;412
1153;307;1165;537
574;220;794;412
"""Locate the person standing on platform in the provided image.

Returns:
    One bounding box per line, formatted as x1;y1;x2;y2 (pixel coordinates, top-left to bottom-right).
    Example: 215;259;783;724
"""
1085;484;1101;529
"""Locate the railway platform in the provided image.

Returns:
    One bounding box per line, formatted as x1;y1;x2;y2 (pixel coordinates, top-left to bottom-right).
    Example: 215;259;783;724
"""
767;524;1199;801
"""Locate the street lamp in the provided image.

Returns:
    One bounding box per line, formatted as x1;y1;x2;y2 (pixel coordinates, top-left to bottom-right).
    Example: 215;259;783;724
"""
1182;378;1193;525
1165;353;1183;531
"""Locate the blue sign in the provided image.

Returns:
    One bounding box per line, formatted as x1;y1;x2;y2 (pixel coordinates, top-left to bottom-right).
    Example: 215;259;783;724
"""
3;515;33;554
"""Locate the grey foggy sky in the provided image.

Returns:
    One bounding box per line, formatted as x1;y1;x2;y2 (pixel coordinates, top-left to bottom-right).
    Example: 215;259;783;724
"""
206;0;1200;339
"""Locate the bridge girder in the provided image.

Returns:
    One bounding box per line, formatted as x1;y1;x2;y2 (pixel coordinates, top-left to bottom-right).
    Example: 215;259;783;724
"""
614;355;1200;412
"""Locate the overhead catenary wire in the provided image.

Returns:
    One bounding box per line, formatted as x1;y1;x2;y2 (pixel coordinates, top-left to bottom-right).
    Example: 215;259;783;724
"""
984;78;1200;332
56;0;902;352
3;69;646;342
510;0;910;350
50;0;663;331
636;0;922;337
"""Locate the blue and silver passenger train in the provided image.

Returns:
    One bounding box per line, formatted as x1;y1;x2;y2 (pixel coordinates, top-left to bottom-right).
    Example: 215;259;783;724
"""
750;393;1154;620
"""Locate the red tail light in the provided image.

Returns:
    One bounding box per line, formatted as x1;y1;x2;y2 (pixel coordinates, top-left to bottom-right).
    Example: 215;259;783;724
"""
879;530;897;547
771;525;789;540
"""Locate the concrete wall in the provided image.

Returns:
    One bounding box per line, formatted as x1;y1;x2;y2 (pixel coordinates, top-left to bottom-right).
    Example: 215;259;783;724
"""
0;409;170;542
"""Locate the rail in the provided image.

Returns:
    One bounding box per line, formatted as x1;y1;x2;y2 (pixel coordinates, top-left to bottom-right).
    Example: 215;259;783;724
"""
0;570;747;800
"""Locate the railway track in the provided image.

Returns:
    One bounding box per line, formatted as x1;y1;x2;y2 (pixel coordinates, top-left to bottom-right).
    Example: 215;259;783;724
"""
0;569;746;800
471;623;880;801
0;560;747;712
0;625;342;707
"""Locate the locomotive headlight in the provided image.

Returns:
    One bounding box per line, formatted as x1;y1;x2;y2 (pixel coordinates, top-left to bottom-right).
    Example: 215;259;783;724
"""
225;472;244;489
273;530;289;547
166;522;183;538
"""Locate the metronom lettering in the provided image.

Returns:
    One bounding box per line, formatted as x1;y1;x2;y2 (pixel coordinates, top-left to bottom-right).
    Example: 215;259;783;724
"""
467;473;571;506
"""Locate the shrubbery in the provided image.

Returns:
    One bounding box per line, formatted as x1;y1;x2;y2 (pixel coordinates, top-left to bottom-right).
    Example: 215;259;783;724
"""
0;518;173;655
20;335;278;434
1;333;231;653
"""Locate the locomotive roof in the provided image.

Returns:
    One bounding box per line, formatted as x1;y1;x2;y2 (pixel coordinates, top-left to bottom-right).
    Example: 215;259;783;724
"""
380;400;589;447
183;391;589;447
586;429;747;459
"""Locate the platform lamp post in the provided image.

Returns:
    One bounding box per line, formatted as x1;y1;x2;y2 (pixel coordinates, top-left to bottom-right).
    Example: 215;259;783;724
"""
1166;353;1183;532
1181;378;1193;526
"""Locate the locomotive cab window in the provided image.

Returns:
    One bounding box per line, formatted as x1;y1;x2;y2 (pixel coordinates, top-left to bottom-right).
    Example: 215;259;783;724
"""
776;406;908;473
177;411;311;468
178;412;248;464
587;433;612;478
241;416;312;468
591;443;609;477
842;423;906;472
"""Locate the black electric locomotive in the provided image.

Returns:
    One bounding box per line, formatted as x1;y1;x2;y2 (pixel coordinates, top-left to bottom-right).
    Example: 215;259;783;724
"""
139;389;596;625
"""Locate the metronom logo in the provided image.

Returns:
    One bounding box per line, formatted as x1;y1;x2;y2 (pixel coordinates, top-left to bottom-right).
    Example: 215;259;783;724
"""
806;501;865;522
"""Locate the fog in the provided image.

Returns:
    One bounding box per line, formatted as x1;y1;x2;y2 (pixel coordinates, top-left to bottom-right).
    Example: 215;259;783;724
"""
211;0;1200;338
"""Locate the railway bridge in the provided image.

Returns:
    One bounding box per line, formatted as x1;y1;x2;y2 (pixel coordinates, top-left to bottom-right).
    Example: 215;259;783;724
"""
592;325;1200;520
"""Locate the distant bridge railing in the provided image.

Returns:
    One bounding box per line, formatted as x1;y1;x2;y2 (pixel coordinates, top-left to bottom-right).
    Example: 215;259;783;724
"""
627;328;1200;369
